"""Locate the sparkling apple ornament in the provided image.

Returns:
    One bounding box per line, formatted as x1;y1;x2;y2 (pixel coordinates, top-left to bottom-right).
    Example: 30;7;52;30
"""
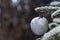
30;7;48;35
11;0;20;7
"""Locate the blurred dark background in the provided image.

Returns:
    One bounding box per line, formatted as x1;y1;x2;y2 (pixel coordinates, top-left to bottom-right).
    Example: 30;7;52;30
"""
0;0;59;40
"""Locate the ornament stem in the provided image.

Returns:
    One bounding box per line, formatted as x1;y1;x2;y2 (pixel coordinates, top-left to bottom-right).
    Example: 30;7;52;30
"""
39;12;43;18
